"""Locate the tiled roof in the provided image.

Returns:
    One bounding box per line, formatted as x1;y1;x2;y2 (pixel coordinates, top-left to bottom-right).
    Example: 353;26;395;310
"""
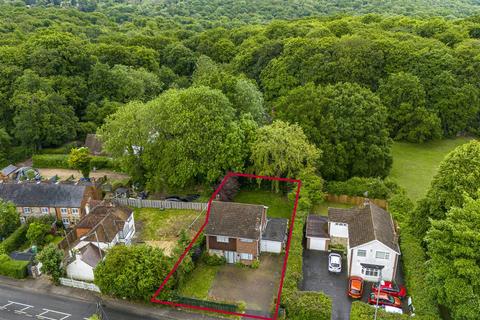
204;201;265;240
262;218;288;242
0;183;87;208
1;165;18;176
79;243;104;268
79;205;132;243
306;215;329;238
328;203;399;253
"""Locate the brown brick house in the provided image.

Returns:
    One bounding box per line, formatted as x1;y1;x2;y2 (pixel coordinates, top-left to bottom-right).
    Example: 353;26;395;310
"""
204;201;288;265
0;182;100;226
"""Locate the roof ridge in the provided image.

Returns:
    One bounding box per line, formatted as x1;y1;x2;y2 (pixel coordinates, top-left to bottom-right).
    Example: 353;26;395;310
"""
367;204;377;241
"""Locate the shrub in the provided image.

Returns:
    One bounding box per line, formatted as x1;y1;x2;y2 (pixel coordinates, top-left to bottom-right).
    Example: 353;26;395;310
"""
39;142;79;155
0;254;29;279
251;259;260;269
326;177;399;199
32;154;117;170
286;291;332;320
0;224;28;254
350;301;408;319
202;252;226;266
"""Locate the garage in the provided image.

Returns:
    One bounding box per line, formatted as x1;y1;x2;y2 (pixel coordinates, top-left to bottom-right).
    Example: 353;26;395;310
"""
306;215;330;251
261;218;288;253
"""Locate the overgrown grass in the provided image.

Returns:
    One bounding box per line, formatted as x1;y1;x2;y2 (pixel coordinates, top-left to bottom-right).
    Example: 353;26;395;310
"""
234;190;293;219
311;201;354;216
178;262;220;299
389;137;472;201
135;208;199;241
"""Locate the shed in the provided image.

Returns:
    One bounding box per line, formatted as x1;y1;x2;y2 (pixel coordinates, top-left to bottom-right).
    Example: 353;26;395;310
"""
261;218;288;253
306;215;330;251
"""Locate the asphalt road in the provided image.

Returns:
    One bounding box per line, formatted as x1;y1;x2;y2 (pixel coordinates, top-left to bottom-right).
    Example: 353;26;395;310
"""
0;283;162;320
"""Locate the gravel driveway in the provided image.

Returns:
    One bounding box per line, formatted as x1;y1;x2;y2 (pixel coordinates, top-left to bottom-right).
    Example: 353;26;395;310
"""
301;250;352;320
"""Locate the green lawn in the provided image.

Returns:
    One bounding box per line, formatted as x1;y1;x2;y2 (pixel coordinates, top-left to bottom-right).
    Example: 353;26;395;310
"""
312;201;354;216
135;208;199;241
234;190;293;219
178;262;220;299
389;137;472;201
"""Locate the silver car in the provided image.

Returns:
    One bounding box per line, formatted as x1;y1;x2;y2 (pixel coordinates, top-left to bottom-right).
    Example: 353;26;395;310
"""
328;253;342;273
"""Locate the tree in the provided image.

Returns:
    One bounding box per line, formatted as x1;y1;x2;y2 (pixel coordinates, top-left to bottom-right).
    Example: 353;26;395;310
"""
26;222;50;246
289;167;324;212
425;196;480;320
37;243;64;284
94;245;174;301
250;120;320;190
0;128;11;167
68;147;92;178
0;200;20;240
412;140;480;237
276;82;392;180
377;72;441;142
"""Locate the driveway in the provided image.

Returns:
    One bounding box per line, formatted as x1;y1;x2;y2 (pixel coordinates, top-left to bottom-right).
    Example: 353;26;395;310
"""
301;250;351;320
209;254;283;317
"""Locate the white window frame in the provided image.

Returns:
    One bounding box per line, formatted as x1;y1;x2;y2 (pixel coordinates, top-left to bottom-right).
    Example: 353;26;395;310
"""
60;208;68;215
240;253;253;260
216;236;229;243
375;251;390;260
240;238;253;243
41;207;49;214
335;222;347;227
23;207;31;214
362;267;380;277
71;208;79;215
62;217;70;224
357;249;367;257
20;216;26;224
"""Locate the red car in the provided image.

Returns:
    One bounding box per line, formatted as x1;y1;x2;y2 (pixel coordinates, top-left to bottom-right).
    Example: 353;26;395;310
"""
347;276;364;298
368;292;402;308
372;281;407;299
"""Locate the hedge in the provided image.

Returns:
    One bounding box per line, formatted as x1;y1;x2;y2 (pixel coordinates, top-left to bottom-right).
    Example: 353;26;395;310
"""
32;154;117;170
38;142;79;155
326;177;400;200
282;208;332;320
350;301;408;319
0;224;28;254
0;254;29;279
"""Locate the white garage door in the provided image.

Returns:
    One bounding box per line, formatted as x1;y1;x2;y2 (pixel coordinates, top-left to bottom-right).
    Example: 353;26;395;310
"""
261;240;282;253
308;237;327;251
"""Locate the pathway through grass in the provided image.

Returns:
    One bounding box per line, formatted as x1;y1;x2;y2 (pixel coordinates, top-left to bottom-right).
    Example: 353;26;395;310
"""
389;137;472;201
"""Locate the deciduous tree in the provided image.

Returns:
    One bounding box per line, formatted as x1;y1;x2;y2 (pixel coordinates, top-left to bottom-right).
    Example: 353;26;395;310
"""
0;201;20;240
68;147;92;178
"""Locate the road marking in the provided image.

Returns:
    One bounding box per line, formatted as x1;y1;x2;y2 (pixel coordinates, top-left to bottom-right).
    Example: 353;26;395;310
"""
0;300;34;314
36;308;71;320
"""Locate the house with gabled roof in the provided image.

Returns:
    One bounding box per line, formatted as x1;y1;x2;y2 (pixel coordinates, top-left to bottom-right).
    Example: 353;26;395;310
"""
204;201;288;265
306;201;400;282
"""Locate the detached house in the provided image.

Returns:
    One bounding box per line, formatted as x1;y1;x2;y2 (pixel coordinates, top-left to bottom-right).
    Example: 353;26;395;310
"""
205;201;288;265
0;182;100;226
63;203;135;281
306;202;400;282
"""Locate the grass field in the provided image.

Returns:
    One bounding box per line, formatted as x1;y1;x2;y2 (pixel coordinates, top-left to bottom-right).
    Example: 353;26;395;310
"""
135;208;199;241
234;190;293;219
178;262;220;299
312;201;353;216
389;137;472;201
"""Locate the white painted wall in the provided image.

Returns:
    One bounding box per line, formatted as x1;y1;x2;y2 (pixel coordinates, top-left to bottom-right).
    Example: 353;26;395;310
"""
329;222;349;238
349;240;398;282
307;237;328;251
66;259;95;282
260;240;282;253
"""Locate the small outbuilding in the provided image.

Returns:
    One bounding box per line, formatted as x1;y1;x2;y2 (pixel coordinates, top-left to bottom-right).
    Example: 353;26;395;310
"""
261;218;288;253
306;215;330;251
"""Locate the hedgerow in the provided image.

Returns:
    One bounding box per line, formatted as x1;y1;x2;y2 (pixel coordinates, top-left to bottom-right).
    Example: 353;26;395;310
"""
32;154;117;170
0;224;28;254
0;254;29;279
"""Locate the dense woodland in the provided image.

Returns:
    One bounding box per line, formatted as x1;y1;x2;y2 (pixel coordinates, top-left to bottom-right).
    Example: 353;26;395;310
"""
0;1;480;319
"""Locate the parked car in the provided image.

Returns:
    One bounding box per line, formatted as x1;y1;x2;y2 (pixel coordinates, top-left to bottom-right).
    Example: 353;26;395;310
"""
372;281;407;299
347;276;364;298
328;253;342;273
368;292;402;308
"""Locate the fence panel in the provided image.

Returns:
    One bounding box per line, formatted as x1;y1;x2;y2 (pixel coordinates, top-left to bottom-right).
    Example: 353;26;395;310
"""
325;194;388;209
60;278;100;292
113;198;208;211
175;295;238;313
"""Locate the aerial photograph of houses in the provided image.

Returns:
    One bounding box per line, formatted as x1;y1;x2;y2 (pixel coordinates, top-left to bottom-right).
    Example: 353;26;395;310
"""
0;1;479;320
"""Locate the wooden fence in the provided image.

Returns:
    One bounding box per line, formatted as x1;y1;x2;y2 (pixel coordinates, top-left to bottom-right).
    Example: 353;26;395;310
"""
325;194;388;209
113;198;208;211
60;277;100;292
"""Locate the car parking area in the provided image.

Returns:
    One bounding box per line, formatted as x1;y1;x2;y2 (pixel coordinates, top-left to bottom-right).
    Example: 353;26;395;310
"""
301;250;352;320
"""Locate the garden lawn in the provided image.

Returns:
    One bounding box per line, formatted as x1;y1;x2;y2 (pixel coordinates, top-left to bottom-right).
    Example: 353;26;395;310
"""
178;262;220;299
135;208;200;241
312;201;354;216
234;190;293;219
389;137;472;201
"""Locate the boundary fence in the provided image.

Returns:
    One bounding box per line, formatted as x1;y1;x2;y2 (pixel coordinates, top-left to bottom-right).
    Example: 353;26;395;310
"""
325;194;388;209
113;198;208;211
60;277;100;292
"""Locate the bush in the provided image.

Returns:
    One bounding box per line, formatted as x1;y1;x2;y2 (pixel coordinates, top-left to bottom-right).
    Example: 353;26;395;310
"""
326;177;399;199
251;259;260;269
0;224;28;254
0;254;29;279
32;154;117;170
39;142;79;155
202;252;226;266
286;291;332;320
350;301;408;319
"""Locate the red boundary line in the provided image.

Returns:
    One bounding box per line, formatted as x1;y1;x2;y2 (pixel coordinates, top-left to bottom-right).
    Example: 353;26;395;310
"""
151;172;302;320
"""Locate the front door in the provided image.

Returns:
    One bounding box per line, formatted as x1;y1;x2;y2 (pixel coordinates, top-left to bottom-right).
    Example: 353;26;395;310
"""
225;251;236;263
